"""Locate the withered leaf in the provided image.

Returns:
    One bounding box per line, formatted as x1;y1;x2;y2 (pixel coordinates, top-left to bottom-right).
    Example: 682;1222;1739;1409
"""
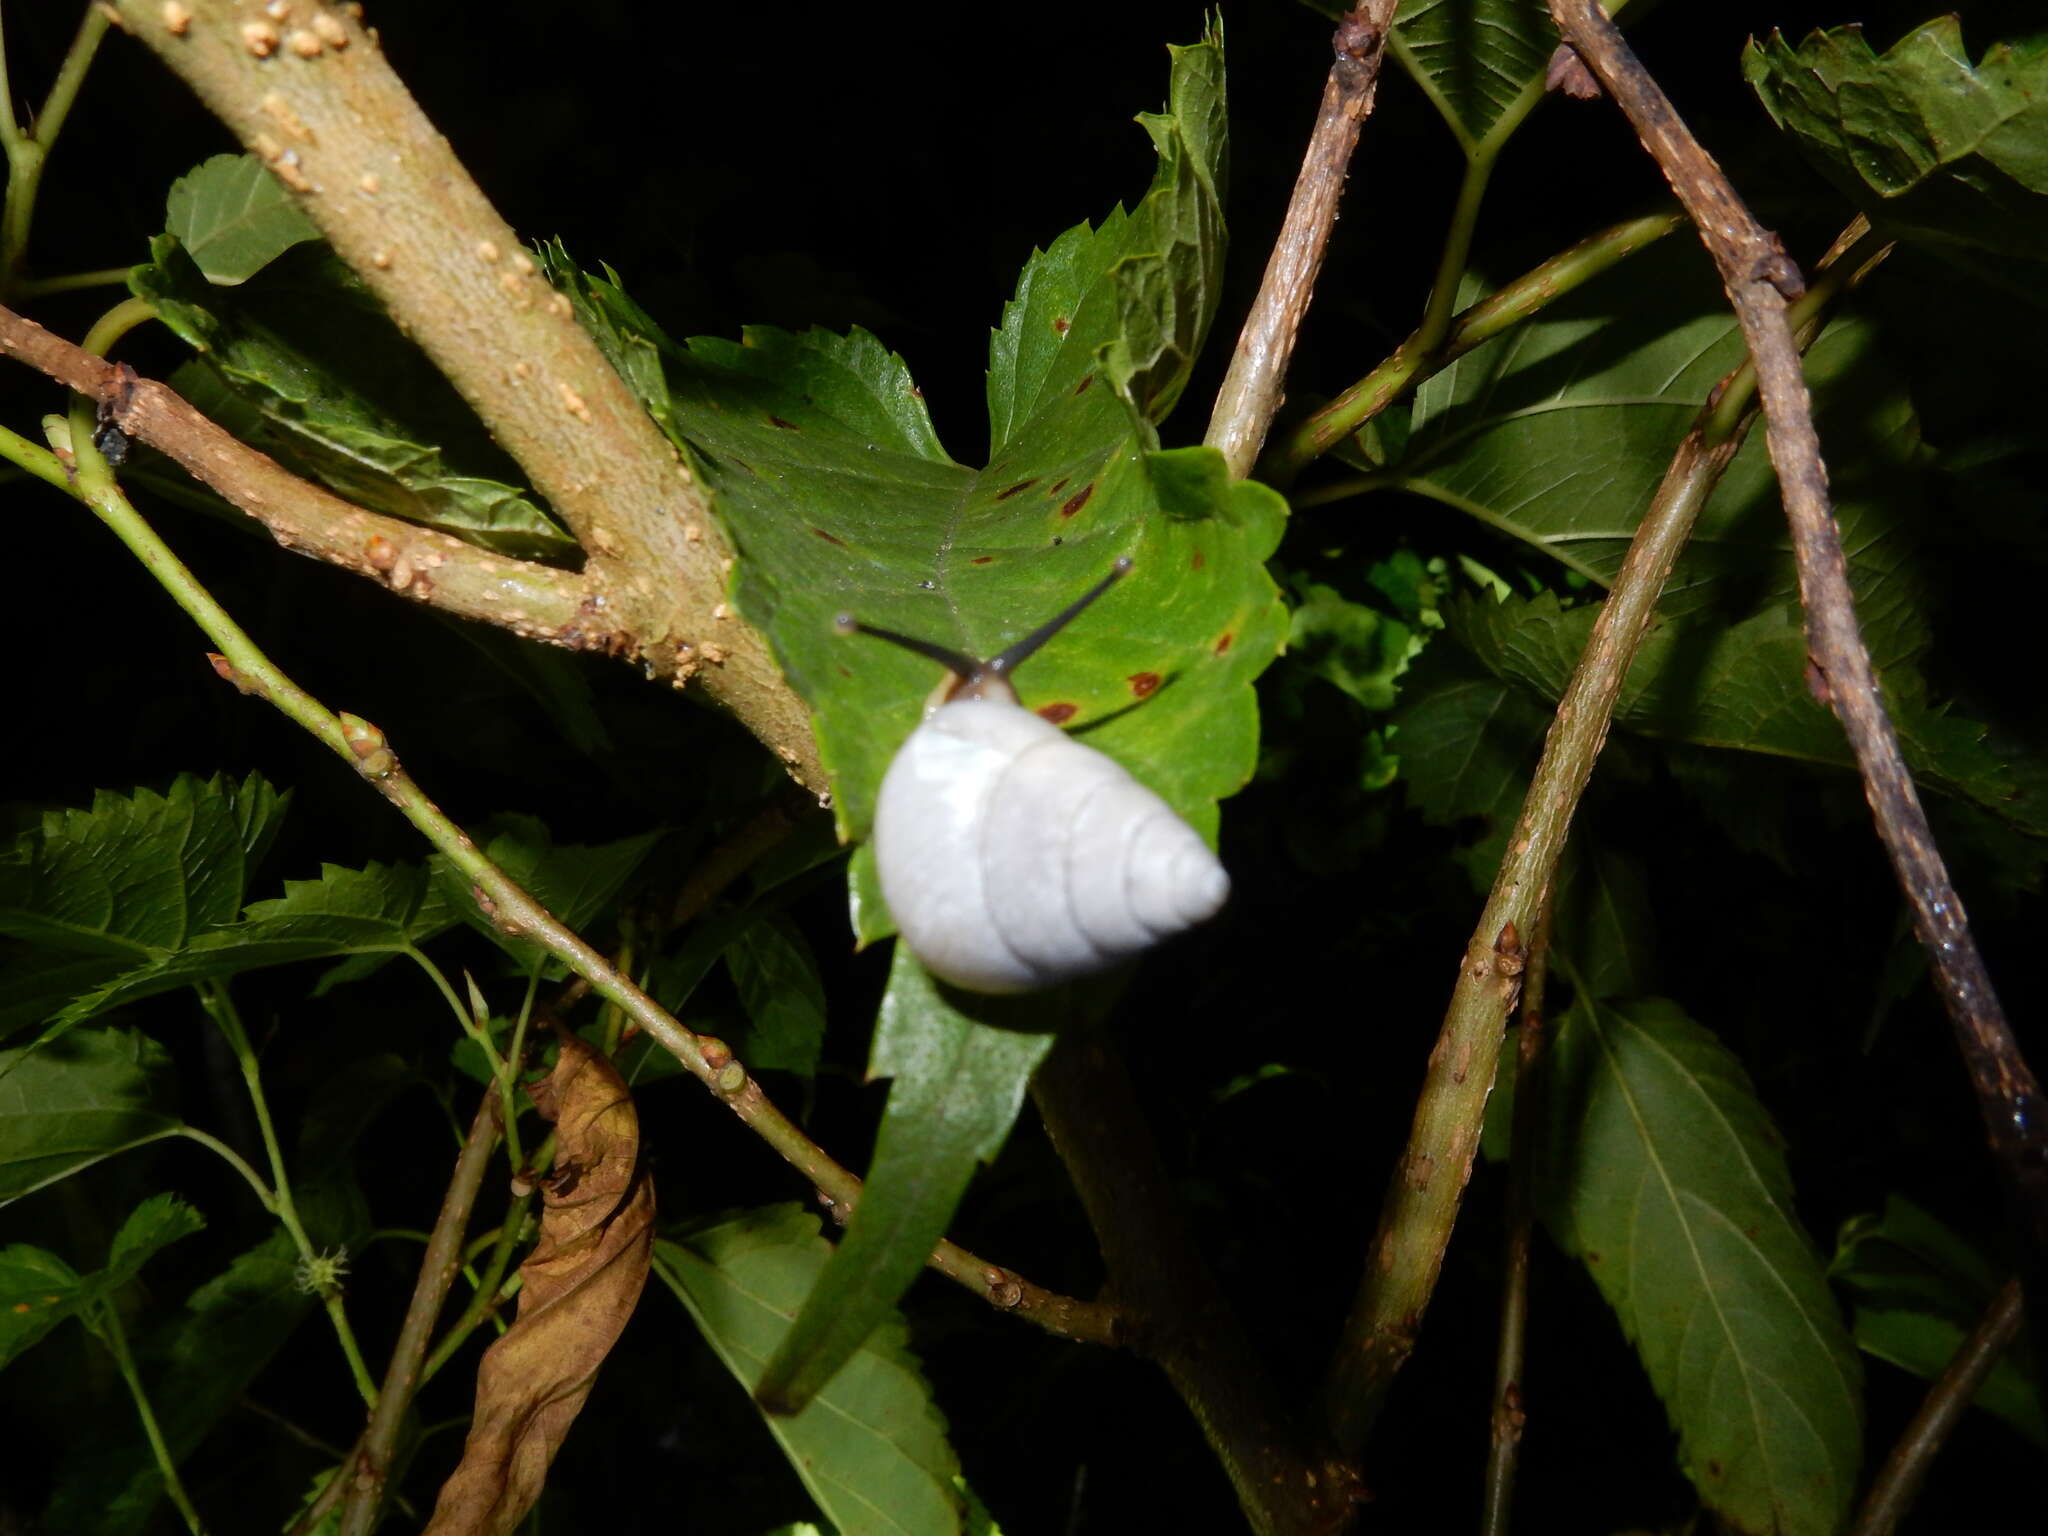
424;1034;654;1535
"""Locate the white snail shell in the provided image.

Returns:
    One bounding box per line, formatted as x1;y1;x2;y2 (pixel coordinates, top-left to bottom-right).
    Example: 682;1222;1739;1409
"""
872;697;1229;992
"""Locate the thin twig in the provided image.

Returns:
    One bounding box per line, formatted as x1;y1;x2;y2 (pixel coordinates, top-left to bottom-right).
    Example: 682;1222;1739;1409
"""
1547;0;2048;1373
113;0;824;788
1848;1277;2026;1536
5;409;1116;1352
1480;895;1554;1536
338;1093;503;1536
1033;1035;1363;1536
1206;0;1399;478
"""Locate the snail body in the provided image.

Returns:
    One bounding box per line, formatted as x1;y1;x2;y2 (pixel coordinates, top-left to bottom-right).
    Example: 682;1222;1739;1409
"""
839;561;1229;994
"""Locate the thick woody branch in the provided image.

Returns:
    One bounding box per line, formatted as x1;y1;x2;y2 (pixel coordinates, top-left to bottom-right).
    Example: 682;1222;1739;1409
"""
1547;0;2048;1374
1034;1036;1362;1536
109;0;824;789
0;300;589;639
1206;1;1399;479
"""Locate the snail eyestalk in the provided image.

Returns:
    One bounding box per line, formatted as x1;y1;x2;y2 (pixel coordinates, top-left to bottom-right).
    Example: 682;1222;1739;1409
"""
834;559;1135;684
988;558;1133;677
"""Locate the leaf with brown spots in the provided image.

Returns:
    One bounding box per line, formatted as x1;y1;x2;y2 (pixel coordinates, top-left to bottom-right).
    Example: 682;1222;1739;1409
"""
423;1034;653;1536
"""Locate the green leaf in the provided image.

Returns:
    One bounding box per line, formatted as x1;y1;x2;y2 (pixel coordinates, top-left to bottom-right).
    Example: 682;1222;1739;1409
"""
130;237;574;560
160;152;320;284
1387;632;1552;885
725;914;827;1079
544;33;1279;953
1745;20;2048;262
0;1245;82;1370
0;1196;208;1365
1446;590;2045;840
654;1204;966;1536
0;1028;181;1205
1538;997;1863;1536
1555;846;1658;1002
756;949;1055;1413
1393;243;1930;664
53;860;456;1029
1831;1196;2045;1446
43;1184;357;1536
1391;0;1563;153
0;773;287;1039
433;815;664;965
1286;577;1425;713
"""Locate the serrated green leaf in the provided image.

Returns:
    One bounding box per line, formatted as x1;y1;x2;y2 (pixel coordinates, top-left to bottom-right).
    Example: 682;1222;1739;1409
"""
1391;0;1564;153
3;1196;209;1365
129;238;574;560
1538;997;1863;1536
543;35;1277;955
726;914;827;1079
654;1204;966;1536
433;815;663;965
0;773;287;1039
0;1245;82;1369
1446;590;2045;841
160;153;320;284
1388;632;1551;884
0;1028;182;1205
1745;20;2048;262
1286;578;1425;712
44;1180;360;1536
52;860;455;1029
756;949;1055;1413
1831;1196;2045;1446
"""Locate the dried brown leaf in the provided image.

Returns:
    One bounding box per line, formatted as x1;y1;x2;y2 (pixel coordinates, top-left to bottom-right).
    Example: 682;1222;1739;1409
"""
423;1034;655;1535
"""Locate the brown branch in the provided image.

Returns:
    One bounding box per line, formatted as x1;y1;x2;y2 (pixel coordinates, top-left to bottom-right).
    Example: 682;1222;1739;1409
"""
1481;895;1554;1536
109;0;824;790
337;1092;504;1536
1848;1277;2026;1536
1206;0;1399;479
1547;0;2048;1377
1324;414;1751;1452
1033;1035;1363;1536
0;301;590;640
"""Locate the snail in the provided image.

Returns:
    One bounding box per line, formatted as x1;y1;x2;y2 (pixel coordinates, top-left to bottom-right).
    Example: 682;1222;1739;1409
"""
835;558;1229;993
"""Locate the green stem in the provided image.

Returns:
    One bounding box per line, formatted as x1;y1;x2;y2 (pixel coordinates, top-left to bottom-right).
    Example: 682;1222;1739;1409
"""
81;294;156;355
1413;147;1498;359
415;948;508;1083
1262;212;1682;483
91;1301;211;1535
498;961;546;1172
197;981;380;1409
0;6;111;297
16;264;133;297
176;1125;279;1211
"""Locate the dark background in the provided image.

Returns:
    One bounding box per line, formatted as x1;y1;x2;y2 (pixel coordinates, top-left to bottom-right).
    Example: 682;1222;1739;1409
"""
3;2;2043;1532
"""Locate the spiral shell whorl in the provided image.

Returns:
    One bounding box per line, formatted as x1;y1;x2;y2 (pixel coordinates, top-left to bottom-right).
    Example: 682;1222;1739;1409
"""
871;697;1229;993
